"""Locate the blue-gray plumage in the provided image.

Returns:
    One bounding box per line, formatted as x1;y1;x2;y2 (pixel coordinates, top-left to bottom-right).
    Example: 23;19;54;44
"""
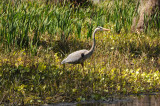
61;26;110;67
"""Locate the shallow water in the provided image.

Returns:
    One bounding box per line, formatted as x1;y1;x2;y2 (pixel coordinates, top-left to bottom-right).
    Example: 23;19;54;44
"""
44;94;160;106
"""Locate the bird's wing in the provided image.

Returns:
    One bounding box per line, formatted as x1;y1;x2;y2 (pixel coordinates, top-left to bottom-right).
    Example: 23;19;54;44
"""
61;49;88;64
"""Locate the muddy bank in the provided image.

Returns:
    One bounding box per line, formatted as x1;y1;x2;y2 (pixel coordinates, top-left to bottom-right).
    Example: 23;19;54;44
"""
43;93;160;106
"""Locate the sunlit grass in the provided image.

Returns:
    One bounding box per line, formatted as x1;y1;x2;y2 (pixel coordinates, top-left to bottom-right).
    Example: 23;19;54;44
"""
1;31;160;104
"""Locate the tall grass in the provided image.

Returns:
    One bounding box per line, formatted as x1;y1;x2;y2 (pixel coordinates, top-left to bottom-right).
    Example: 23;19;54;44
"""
0;0;159;53
144;7;160;34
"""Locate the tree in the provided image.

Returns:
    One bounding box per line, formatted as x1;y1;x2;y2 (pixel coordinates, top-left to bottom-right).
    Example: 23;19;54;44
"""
131;0;160;32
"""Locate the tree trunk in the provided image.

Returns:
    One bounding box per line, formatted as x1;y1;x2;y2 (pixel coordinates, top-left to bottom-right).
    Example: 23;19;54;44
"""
131;0;160;33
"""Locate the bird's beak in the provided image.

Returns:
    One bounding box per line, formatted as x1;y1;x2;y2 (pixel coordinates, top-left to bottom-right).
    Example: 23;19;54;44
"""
103;28;110;31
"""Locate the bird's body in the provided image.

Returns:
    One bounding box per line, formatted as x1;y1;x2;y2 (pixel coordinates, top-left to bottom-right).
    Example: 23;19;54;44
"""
61;26;110;67
61;49;93;65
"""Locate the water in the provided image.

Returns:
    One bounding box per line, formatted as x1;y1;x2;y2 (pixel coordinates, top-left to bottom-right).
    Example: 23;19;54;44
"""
43;94;160;106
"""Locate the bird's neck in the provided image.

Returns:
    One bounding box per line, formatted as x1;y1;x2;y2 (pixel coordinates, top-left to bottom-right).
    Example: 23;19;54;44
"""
89;29;97;53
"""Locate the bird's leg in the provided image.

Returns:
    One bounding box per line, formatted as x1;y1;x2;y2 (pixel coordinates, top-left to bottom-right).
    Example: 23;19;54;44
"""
71;64;74;71
62;64;65;71
81;63;84;67
81;63;85;76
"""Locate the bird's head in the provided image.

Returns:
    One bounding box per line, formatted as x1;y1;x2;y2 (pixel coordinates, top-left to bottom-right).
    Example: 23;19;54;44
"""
96;26;110;31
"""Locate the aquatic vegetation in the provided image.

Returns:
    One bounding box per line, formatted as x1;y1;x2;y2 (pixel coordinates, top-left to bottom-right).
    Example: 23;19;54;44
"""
0;0;160;105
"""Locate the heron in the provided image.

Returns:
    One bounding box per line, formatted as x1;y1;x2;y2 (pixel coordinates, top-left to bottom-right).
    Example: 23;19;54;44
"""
61;26;110;67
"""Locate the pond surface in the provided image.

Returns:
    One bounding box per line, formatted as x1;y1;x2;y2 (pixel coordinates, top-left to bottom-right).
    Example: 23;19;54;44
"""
43;94;160;106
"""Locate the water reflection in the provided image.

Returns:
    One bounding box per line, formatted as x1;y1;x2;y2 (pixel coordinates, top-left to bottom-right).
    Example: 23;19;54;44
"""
77;95;160;106
44;94;160;106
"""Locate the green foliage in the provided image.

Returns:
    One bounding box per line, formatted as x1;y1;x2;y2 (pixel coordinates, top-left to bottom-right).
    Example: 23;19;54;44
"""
1;50;160;105
0;0;159;52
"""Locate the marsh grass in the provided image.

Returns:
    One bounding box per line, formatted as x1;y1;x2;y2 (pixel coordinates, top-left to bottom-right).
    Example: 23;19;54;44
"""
0;0;160;105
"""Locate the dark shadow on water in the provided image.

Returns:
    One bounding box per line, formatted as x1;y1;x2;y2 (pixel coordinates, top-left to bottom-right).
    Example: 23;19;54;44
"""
43;93;160;106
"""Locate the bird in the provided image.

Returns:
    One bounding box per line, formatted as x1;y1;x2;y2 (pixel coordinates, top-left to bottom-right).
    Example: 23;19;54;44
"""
61;26;110;67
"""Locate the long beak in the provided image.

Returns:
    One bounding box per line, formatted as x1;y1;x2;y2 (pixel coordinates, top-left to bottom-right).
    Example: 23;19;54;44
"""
103;28;110;31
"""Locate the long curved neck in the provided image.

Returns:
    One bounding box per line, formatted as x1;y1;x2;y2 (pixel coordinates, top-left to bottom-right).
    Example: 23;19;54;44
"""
89;29;97;53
